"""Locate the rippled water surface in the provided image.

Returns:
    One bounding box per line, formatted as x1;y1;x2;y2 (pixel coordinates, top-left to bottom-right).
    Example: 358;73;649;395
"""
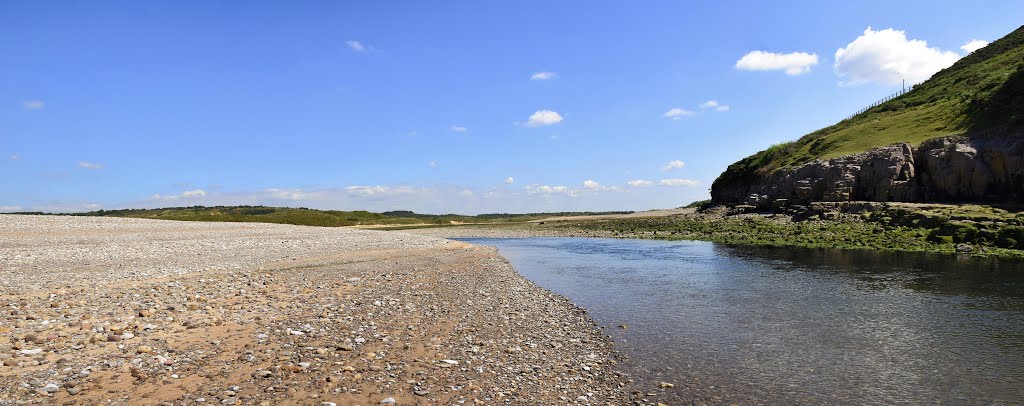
459;237;1024;405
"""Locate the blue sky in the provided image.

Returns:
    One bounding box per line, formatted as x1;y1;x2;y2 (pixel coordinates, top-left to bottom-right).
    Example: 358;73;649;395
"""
3;1;1022;214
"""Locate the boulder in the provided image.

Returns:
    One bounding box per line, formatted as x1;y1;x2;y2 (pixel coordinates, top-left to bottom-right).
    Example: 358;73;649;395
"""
712;134;1024;205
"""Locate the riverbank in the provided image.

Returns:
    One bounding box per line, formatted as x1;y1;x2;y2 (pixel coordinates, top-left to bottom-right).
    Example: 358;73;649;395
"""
403;202;1024;258
0;215;632;404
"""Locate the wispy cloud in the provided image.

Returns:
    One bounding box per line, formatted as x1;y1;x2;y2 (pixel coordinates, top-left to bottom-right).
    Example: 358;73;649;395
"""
530;71;557;80
0;205;23;212
663;108;694;120
699;100;730;112
10;154;19;161
524;110;564;127
504;177;515;184
525;184;578;198
451;125;467;133
181;189;206;197
428;160;438;168
736;50;819;76
346;40;368;52
112;181;707;216
344;185;427;197
24;201;101;213
152;189;207;200
582;180;616;191
78;162;103;170
264;188;322;201
659;178;700;187
23;100;45;110
662;160;686;171
834;27;960;86
627;179;654;187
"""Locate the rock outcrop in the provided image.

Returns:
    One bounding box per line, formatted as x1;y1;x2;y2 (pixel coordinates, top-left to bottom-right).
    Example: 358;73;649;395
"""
712;134;1024;208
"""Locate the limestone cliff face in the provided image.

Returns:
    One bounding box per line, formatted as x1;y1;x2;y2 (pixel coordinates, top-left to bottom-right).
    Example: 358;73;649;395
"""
711;135;1024;208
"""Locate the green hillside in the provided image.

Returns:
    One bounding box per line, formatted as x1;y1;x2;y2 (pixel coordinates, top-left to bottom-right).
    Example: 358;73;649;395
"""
714;25;1024;191
64;206;631;227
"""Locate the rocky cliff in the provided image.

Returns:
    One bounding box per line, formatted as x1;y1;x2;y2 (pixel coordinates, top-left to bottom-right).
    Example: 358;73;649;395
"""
711;134;1024;208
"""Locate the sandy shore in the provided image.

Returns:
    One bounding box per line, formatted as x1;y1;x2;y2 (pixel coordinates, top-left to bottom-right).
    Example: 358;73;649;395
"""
0;215;631;405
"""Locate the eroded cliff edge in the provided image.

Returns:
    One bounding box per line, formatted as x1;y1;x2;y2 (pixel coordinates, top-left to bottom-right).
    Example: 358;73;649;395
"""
711;134;1024;209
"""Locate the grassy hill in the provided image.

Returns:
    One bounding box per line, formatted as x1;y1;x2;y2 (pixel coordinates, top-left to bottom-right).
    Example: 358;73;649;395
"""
714;24;1024;192
62;206;632;227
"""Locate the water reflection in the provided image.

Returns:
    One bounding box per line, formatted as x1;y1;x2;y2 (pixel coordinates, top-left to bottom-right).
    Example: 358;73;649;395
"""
459;237;1024;405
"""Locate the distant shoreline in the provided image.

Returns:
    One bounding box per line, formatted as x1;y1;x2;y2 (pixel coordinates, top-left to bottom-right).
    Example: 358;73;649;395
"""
403;202;1024;259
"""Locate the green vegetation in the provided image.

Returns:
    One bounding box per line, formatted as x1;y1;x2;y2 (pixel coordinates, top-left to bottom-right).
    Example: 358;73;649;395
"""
67;206;632;227
714;25;1024;190
682;199;712;209
542;203;1024;258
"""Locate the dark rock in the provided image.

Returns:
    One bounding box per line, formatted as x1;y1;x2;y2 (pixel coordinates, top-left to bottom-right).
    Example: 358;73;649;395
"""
712;134;1024;205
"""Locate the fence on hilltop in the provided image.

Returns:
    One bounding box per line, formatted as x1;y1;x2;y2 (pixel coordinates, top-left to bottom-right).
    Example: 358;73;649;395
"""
842;85;914;122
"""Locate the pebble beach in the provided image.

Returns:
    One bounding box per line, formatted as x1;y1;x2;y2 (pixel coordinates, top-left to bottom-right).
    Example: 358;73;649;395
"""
0;215;632;405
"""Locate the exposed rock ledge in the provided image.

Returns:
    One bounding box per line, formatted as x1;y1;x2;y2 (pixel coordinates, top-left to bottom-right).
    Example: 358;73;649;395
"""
712;134;1024;208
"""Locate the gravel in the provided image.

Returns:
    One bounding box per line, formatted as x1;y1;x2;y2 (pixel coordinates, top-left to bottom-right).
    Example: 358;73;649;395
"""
0;215;633;404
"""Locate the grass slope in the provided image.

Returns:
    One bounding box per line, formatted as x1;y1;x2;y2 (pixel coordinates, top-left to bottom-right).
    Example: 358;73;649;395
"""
714;25;1024;191
64;206;632;227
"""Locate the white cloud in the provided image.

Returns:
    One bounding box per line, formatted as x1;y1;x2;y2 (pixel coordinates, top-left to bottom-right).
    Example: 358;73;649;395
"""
180;189;207;198
78;162;103;170
663;108;694;120
24;201;101;213
23;100;45;110
627;179;654;188
735;50;819;75
960;39;989;54
116;181;709;216
582;180;600;189
699;100;730;112
504;177;515;184
524;110;564;127
10;154;19;160
264;188;322;201
662;160;686;171
346;40;367;52
451;125;467;133
344;185;424;197
428;160;437;168
834;27;961;86
0;205;22;212
659;178;700;187
407;130;418;137
530;71;557;80
152;189;207;201
525;184;578;198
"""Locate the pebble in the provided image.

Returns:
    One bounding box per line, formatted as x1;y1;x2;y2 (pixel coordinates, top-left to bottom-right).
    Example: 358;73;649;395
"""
0;215;636;405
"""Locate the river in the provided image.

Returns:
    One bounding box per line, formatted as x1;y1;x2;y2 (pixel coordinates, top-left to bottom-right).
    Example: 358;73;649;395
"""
458;237;1024;405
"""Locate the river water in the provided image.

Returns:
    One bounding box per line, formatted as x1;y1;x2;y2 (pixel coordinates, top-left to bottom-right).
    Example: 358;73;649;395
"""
458;237;1024;405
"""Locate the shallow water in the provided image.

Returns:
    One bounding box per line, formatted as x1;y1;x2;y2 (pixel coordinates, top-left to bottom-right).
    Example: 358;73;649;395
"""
458;237;1024;405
